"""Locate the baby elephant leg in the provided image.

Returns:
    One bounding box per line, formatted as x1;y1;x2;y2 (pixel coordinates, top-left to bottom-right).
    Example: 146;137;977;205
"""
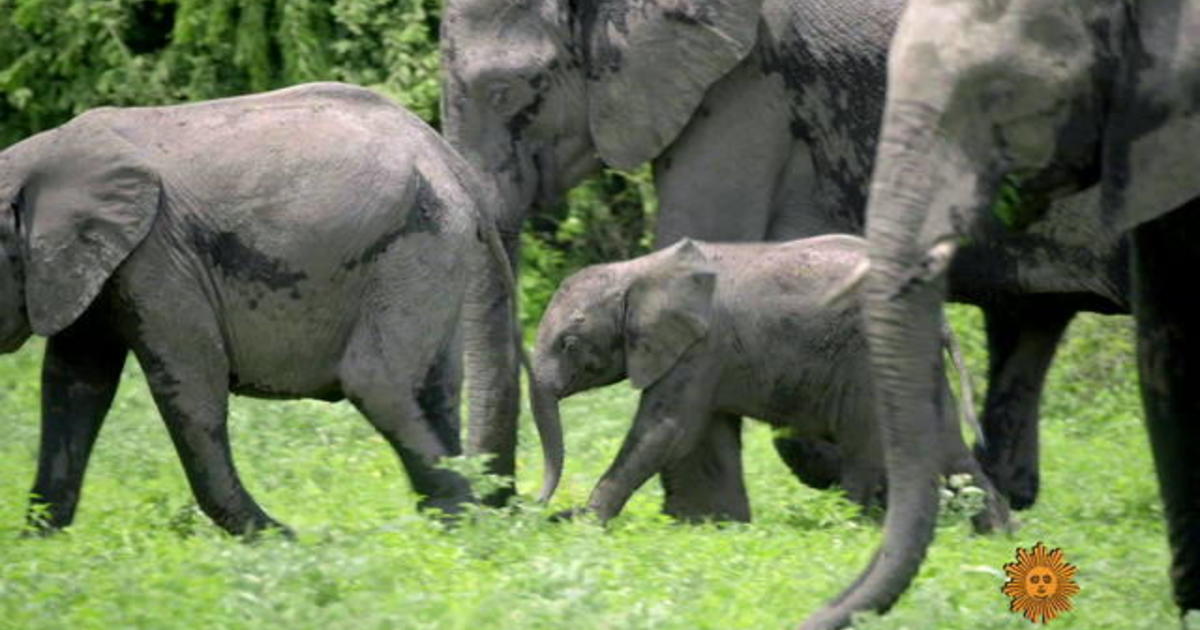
660;412;751;523
586;367;719;522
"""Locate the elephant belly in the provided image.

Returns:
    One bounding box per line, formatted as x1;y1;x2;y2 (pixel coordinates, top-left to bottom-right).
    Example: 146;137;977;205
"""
217;287;358;401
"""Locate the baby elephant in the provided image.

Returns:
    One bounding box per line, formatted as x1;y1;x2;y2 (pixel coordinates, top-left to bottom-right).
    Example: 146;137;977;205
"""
534;235;1009;531
0;83;547;536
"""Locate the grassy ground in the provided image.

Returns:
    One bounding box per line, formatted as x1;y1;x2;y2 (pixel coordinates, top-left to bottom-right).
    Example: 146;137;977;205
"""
0;306;1170;629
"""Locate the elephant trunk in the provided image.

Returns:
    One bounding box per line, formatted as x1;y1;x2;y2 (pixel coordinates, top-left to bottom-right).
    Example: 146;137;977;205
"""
528;381;564;502
802;101;971;629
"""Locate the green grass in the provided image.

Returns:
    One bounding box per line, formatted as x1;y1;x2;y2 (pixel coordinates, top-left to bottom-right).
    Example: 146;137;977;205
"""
0;306;1172;628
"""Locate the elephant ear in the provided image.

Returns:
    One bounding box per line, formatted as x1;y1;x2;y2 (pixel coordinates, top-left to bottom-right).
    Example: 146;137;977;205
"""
1100;0;1200;231
584;0;763;170
623;240;716;389
21;120;161;336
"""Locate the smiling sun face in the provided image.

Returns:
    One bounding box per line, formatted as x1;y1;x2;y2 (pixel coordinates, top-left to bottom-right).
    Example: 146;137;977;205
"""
1002;542;1080;623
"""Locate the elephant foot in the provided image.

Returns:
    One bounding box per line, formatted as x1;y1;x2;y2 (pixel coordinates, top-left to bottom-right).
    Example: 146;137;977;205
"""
417;495;474;526
232;518;296;542
477;485;516;509
973;443;1039;511
549;507;595;523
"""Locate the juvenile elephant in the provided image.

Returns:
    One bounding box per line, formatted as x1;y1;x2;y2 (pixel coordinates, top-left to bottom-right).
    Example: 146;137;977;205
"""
440;0;1129;511
532;235;1009;532
0;82;560;536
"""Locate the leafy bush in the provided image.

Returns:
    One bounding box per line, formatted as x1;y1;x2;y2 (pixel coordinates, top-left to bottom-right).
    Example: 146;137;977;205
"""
0;0;443;146
520;168;657;331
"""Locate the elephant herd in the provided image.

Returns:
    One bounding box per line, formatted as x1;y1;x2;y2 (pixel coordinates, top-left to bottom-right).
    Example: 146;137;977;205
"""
2;0;1197;627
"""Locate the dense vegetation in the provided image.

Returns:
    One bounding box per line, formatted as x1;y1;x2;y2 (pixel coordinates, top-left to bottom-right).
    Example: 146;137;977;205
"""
0;0;655;325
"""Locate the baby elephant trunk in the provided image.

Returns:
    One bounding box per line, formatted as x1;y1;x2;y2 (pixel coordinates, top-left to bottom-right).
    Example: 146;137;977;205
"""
528;373;564;502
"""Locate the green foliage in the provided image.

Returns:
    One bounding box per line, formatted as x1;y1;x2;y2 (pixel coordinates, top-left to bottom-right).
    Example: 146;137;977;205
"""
0;0;443;146
0;311;1177;628
991;174;1049;231
519;167;658;331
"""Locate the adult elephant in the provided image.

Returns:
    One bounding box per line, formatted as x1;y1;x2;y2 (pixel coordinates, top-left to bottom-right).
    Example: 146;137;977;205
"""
440;0;1128;509
802;0;1200;628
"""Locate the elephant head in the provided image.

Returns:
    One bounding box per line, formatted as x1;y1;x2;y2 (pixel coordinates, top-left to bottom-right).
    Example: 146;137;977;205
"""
533;240;716;441
440;0;764;219
803;1;1200;628
0;119;160;352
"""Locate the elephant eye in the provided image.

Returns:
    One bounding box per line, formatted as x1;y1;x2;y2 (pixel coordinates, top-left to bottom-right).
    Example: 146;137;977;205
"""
560;334;580;353
487;80;512;110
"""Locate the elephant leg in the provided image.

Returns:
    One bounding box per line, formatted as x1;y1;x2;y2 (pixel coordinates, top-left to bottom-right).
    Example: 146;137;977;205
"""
417;327;464;456
130;315;284;537
936;386;1011;534
342;332;473;516
27;308;127;532
464;230;520;506
975;300;1075;510
586;367;719;522
1131;204;1200;613
659;412;751;523
772;436;842;491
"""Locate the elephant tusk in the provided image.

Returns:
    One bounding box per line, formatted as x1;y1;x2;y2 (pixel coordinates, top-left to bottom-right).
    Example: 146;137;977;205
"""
819;257;870;308
921;239;958;281
942;319;983;448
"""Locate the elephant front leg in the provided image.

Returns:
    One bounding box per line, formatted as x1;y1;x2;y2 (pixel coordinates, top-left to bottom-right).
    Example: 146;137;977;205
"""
463;235;520;507
660;412;751;523
27;308;128;532
586;370;718;522
1131;204;1200;614
772;435;842;491
129;315;285;537
976;300;1075;510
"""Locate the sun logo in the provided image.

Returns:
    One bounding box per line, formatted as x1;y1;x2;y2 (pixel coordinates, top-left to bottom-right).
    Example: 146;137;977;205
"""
1002;542;1080;624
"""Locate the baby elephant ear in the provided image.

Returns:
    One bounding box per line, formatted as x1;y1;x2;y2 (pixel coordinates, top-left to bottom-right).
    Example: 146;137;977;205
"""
623;241;717;389
22;121;161;336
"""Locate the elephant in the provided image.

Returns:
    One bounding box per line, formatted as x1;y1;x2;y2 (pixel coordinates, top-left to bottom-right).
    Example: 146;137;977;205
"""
0;82;561;537
532;235;1009;533
440;0;1129;511
800;1;1200;628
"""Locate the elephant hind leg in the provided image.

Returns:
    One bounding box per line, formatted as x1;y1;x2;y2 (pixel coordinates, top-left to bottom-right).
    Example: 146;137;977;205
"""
416;327;464;456
340;330;472;516
28;307;127;532
1131;202;1200;613
660;412;751;523
976;300;1075;510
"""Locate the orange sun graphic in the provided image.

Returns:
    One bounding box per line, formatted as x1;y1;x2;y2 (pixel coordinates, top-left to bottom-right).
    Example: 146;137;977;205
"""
1002;542;1080;624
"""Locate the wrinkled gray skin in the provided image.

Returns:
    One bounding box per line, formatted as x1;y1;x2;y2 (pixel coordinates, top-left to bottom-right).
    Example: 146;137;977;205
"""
441;0;1129;511
803;1;1200;629
533;236;1009;533
0;83;556;536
